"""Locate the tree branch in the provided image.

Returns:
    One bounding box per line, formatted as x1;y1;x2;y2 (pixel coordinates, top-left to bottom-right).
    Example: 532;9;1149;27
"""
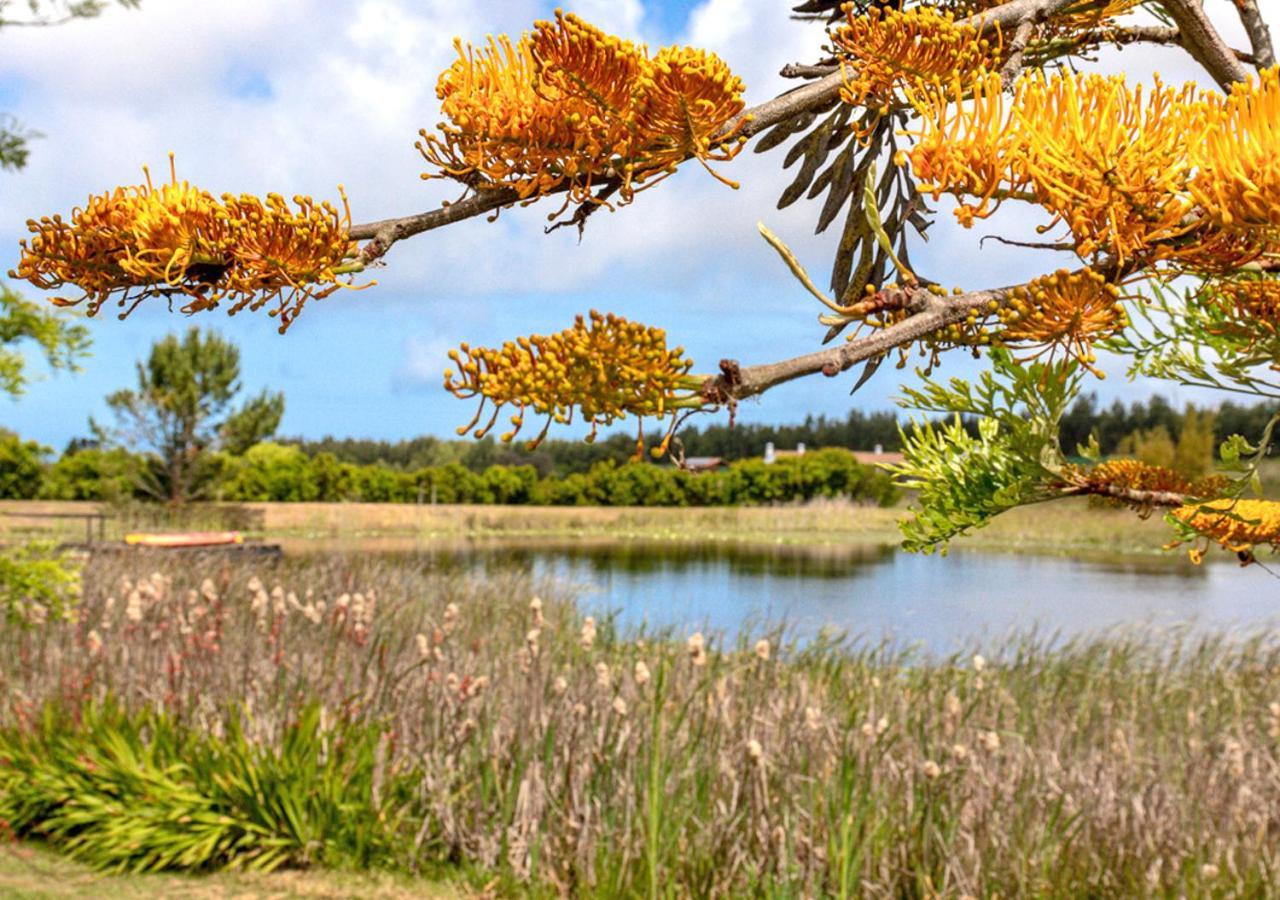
1071;24;1256;64
1056;482;1187;508
704;283;1016;402
1000;19;1037;85
348;0;1081;260
1234;0;1275;70
1157;0;1252;87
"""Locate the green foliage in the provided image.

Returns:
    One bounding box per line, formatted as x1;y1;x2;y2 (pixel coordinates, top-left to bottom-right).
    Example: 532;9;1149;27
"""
213;443;896;507
1110;276;1280;402
0;542;79;627
219;390;286;456
39;446;143;501
0;428;49;498
1173;405;1217;479
0;1;141;29
287;409;911;478
1115;424;1177;470
94;327;284;503
888;351;1081;552
219;443;318;502
0;282;90;398
0;115;34;172
0;703;411;874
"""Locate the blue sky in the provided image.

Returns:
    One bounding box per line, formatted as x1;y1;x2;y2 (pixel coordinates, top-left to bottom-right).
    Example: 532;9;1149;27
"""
0;0;1232;450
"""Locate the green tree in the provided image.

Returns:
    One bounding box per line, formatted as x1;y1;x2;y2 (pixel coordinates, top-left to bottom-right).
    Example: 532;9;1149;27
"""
1173;405;1217;479
0;284;89;397
39;446;140;501
0;430;48;499
1116;426;1177;472
94;327;284;504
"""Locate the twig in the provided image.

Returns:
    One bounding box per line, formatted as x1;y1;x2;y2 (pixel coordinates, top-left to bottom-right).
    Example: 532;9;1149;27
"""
704;283;1014;402
1234;0;1276;70
1069;24;1256;64
1000;20;1037;85
1157;0;1252;86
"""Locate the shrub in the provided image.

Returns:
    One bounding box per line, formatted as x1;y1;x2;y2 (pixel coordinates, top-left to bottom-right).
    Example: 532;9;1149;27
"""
0;702;412;873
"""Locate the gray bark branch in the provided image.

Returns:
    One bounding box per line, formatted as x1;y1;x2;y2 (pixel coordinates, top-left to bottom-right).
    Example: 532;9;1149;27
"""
1157;0;1252;86
1234;0;1275;70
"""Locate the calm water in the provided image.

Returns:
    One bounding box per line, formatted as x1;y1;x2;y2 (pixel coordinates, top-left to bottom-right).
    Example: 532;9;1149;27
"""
295;538;1280;654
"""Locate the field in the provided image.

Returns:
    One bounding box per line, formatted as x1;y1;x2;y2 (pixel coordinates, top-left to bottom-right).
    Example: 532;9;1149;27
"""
2;495;1185;559
0;549;1278;897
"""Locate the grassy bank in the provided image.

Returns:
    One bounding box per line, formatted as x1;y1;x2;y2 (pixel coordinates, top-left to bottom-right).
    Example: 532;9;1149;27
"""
1;497;1184;558
1;552;1278;896
0;842;458;899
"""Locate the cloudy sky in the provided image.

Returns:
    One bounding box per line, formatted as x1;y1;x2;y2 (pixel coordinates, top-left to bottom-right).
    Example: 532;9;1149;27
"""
0;0;1248;449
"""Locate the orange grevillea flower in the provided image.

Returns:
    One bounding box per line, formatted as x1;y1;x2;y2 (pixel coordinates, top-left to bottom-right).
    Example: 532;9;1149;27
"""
444;310;698;452
1013;72;1205;263
1061;459;1230;505
10;159;363;333
1188;67;1280;241
901;71;1026;227
418;11;746;212
995;268;1128;374
1170;498;1280;561
832;6;1001;114
902;72;1215;264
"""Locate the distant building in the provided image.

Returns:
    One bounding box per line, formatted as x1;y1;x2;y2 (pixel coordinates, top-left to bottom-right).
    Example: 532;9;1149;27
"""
763;441;903;466
682;456;725;472
763;441;805;464
851;443;905;466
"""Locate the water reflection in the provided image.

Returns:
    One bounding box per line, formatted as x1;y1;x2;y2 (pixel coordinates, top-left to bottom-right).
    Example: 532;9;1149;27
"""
282;537;1279;654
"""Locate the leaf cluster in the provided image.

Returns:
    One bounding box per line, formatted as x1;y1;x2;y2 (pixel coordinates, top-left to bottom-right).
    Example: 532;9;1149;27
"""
887;350;1083;551
0;702;411;873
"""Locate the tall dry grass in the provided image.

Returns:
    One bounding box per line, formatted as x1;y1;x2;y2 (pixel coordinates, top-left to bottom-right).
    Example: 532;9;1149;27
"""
2;550;1279;896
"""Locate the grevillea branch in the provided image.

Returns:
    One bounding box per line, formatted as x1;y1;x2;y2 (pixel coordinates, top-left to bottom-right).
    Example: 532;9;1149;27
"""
1235;0;1275;70
1158;0;1252;87
347;0;1082;260
704;283;1016;403
1070;24;1256;64
1056;482;1187;508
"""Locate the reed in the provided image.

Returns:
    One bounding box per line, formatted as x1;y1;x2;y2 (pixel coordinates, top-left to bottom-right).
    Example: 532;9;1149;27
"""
1;550;1278;896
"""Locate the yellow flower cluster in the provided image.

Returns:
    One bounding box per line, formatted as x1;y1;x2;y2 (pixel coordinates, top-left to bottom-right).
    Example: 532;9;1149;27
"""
418;11;746;211
1062;459;1229;503
832;6;1001;113
10;159;362;333
900;72;1024;227
1171;499;1280;561
996;268;1128;373
1188;67;1280;244
443;311;697;452
905;71;1207;263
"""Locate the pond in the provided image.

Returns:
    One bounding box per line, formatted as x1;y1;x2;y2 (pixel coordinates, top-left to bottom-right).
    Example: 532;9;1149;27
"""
287;537;1280;654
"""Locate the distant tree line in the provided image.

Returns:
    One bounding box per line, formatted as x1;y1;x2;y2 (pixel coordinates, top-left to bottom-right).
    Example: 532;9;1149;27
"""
0;440;899;507
287;395;1274;477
